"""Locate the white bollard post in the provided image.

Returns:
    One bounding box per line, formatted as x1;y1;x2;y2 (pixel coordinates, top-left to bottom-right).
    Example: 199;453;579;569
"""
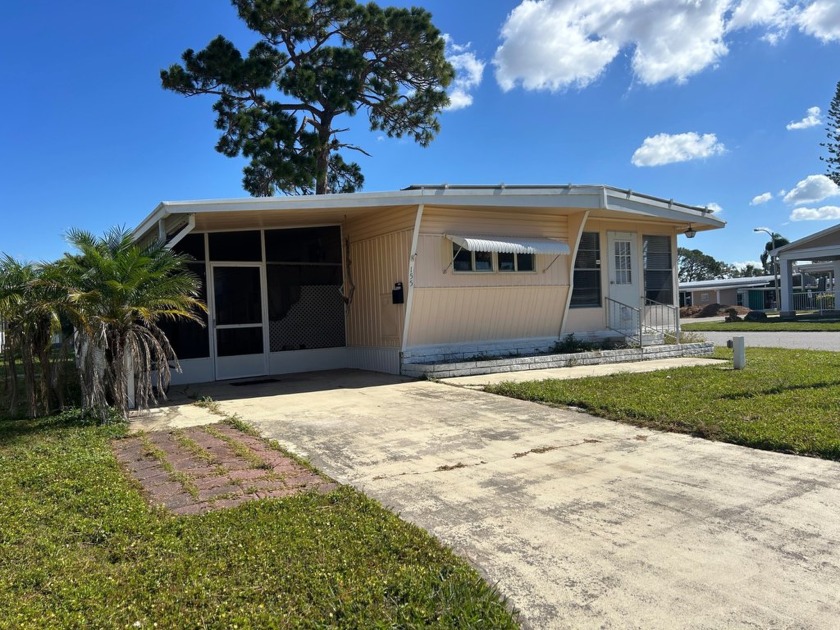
732;336;746;370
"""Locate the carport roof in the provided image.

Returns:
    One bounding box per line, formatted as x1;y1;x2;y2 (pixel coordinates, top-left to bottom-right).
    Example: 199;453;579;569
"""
772;223;840;262
133;184;725;245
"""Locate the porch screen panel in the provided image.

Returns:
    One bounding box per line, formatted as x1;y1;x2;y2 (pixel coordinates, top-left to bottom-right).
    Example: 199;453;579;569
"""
157;236;209;359
265;226;345;352
208;231;262;261
643;235;674;304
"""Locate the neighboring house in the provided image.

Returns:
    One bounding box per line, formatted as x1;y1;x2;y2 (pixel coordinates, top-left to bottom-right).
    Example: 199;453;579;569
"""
132;184;724;384
773;223;840;315
680;276;775;310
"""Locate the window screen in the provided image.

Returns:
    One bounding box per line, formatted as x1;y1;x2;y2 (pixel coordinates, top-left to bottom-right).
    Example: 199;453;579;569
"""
643;235;674;304
571;232;601;307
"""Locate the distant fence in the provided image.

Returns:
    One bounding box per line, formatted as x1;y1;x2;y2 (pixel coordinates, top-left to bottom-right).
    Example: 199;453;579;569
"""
744;288;836;313
792;291;836;313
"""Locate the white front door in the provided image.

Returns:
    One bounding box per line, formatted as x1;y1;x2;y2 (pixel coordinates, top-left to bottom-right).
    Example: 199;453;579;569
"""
211;264;268;380
607;231;640;308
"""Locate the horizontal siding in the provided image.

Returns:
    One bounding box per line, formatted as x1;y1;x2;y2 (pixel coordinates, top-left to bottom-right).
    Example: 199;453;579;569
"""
345;230;412;348
407;286;567;346
345;206;418;242
420;206;570;238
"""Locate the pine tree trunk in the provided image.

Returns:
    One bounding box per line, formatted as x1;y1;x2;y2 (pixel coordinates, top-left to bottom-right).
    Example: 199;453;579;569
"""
315;120;332;195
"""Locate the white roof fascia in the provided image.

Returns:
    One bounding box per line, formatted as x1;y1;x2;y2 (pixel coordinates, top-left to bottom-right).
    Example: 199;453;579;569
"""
133;185;724;240
776;244;840;261
602;190;724;228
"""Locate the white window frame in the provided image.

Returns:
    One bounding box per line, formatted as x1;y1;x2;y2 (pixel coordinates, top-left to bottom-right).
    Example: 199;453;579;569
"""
451;243;536;274
498;251;536;272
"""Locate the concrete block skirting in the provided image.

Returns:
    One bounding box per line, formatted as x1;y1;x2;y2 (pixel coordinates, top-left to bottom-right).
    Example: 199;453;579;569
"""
401;342;715;379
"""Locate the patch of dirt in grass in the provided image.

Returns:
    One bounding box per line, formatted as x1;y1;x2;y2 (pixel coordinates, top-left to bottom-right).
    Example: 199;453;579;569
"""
112;423;337;515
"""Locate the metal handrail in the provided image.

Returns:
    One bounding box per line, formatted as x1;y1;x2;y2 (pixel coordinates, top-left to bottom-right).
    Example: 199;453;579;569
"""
605;297;680;347
643;297;680;341
605;297;642;345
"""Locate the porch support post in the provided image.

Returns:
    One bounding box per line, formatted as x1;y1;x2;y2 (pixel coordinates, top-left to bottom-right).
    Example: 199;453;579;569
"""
779;257;794;314
559;210;590;336
164;214;196;250
401;204;424;356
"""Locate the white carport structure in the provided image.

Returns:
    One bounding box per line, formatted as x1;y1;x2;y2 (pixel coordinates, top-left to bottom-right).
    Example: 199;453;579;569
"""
773;223;840;314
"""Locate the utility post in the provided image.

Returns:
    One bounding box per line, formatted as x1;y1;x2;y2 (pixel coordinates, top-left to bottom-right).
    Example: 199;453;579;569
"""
754;227;780;311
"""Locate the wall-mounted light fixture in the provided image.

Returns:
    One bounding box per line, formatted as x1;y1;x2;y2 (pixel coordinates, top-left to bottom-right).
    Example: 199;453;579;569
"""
684;225;697;239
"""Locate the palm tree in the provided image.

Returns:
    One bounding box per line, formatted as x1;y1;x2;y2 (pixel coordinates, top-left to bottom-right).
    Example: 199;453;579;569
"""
51;228;206;421
0;256;61;417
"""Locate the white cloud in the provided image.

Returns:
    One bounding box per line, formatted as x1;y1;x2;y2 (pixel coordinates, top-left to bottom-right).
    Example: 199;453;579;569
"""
798;0;840;42
706;202;724;213
786;106;822;130
750;192;773;205
631;132;726;167
443;35;486;110
783;174;840;204
790;205;840;220
727;0;794;42
493;0;840;92
493;1;618;91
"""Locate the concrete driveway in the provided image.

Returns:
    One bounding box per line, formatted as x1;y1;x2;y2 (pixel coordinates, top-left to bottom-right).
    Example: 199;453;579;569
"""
139;370;840;629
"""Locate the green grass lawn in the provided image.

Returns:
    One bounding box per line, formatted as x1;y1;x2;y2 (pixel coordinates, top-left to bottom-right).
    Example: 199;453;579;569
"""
486;348;840;460
0;413;517;628
682;320;840;332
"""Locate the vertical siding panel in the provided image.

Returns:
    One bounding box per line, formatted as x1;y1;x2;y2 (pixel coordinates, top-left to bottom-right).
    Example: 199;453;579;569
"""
345;229;412;349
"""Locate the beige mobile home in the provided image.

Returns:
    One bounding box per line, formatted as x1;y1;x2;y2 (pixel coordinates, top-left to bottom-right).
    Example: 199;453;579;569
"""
132;185;724;384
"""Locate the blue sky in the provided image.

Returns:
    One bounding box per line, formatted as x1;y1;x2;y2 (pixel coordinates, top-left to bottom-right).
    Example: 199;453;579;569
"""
1;0;839;266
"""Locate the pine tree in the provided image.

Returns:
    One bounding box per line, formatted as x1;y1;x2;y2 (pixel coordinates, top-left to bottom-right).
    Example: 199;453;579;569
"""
162;0;454;196
822;80;840;186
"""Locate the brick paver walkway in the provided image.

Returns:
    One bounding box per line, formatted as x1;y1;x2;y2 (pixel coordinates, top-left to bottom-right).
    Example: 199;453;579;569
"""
113;423;337;515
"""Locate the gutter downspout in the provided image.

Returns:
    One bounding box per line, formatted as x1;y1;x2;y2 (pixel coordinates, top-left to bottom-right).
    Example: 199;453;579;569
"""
559;210;590;336
400;203;425;366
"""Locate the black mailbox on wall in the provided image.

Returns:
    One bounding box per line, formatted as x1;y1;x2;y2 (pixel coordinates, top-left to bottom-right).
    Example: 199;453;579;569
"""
392;282;404;304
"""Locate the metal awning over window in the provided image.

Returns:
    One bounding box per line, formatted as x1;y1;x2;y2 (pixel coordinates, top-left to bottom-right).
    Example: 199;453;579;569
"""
445;234;570;255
